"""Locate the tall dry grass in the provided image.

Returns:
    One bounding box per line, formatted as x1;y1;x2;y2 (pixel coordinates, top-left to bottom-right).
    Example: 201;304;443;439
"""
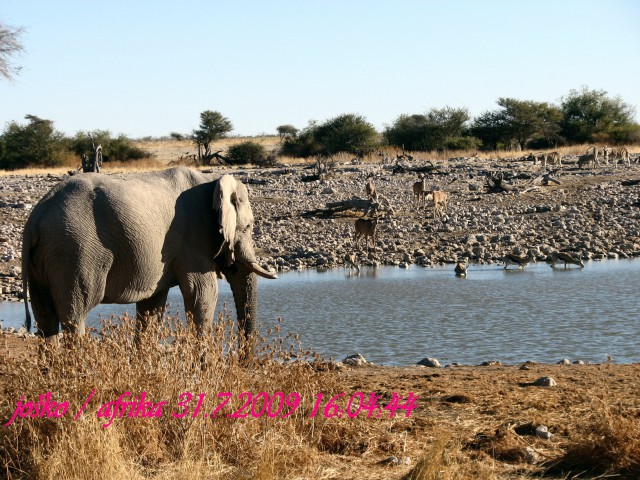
0;313;409;479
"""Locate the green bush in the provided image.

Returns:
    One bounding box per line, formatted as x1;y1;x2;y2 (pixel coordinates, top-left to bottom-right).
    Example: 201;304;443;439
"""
0;115;67;169
226;141;268;165
280;114;379;158
70;131;151;163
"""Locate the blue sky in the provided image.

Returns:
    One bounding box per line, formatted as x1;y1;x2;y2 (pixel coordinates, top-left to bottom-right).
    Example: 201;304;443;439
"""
1;0;639;138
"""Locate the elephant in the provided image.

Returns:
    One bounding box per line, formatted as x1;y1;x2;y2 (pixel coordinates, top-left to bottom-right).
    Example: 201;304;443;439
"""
21;166;277;339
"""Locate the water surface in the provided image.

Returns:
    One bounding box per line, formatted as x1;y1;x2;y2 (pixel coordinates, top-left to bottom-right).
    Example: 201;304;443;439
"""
1;259;638;366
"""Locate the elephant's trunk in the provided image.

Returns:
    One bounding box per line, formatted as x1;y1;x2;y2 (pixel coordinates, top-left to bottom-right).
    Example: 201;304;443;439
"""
227;264;258;338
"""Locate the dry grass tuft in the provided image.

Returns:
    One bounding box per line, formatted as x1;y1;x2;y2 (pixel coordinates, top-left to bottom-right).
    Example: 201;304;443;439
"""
402;434;496;480
548;389;640;478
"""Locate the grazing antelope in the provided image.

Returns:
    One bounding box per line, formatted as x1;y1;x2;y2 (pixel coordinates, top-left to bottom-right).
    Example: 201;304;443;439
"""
412;175;427;209
603;146;630;168
365;175;376;199
503;250;536;269
344;253;360;273
551;251;584;269
542;151;562;169
431;190;448;218
454;261;469;277
354;217;378;251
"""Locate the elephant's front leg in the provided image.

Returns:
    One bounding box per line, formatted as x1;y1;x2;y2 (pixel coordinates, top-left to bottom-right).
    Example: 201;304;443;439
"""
178;272;218;335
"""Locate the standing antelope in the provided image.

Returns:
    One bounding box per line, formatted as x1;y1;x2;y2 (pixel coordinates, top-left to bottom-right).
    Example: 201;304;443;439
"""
412;174;427;209
551;251;584;269
431;190;448;218
354;217;378;251
365;175;376;199
503;249;536;269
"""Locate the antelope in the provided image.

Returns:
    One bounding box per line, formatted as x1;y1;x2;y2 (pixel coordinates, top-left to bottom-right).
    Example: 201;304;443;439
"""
551;251;584;269
344;253;360;273
431;190;448;218
454;261;469;277
603;146;630;168
542;151;562;169
365;175;376;199
354;217;378;251
412;177;427;209
503;250;536;270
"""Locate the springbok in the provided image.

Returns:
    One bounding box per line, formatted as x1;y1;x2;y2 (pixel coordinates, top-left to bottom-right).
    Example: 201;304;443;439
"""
551;251;584;269
454;261;469;277
354;216;378;251
431;190;448;218
503;250;536;270
344;253;360;273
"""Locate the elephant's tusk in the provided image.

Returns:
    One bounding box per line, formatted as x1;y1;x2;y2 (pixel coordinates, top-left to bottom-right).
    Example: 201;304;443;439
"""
247;262;278;279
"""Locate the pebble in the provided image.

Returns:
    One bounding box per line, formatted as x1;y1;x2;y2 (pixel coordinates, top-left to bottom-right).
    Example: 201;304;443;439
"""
532;376;557;387
417;357;441;368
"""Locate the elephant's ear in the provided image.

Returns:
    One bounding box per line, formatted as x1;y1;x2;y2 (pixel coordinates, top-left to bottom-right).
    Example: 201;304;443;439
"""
213;175;238;262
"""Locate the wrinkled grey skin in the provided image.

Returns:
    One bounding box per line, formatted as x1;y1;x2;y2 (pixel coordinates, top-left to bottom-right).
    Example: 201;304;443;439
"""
21;167;276;338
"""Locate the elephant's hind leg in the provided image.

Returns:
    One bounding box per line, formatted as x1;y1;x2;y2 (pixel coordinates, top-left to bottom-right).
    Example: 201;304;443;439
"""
28;277;59;338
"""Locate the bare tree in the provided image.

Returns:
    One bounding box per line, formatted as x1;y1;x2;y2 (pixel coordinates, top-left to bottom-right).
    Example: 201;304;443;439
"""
0;21;25;82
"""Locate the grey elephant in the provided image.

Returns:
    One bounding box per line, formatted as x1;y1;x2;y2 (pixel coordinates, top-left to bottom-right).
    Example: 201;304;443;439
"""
21;167;277;338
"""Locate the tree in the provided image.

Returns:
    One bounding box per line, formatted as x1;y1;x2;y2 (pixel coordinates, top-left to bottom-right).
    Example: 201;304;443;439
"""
384;107;477;151
470;98;562;150
276;124;298;142
280;115;378;158
192;110;233;163
312;114;379;156
0;21;25;82
0;115;66;169
560;87;637;144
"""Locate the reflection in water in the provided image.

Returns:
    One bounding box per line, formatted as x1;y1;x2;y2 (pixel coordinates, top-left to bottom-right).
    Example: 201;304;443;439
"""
1;260;638;366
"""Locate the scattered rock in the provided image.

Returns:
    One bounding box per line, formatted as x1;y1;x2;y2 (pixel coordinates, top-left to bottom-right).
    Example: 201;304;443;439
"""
532;376;557;387
535;425;554;440
417;357;441;368
342;353;368;366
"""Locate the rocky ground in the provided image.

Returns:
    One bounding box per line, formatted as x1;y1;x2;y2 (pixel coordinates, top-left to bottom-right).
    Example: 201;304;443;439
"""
1;156;639;303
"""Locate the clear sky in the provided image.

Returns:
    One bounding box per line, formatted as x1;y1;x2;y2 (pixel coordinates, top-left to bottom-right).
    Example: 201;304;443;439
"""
1;0;639;138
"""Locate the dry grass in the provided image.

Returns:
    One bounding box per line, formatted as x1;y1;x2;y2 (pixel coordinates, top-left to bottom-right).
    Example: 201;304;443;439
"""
0;314;412;479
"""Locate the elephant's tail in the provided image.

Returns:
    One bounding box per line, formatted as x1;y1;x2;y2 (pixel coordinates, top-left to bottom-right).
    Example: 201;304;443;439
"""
21;230;32;331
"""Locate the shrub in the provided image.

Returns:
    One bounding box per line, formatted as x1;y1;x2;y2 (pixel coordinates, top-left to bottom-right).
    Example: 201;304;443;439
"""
70;131;151;163
226;141;268;165
280;115;379;158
